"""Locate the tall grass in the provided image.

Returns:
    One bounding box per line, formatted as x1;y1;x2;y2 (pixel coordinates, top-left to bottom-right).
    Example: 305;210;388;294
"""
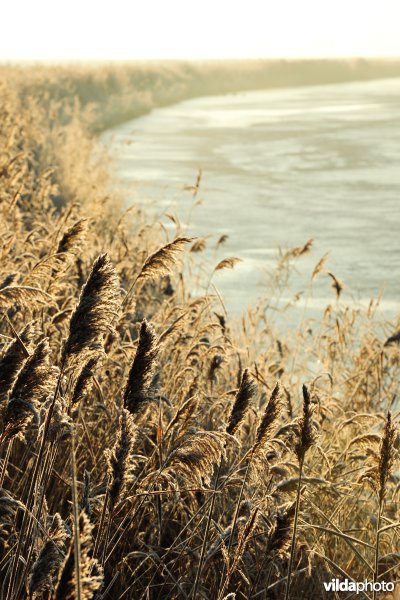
0;63;399;600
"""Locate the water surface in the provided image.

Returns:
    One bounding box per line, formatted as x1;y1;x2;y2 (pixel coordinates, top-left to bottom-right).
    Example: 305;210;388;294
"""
101;79;400;319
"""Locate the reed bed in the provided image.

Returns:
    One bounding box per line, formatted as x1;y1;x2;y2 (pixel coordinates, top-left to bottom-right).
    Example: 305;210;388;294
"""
0;64;399;600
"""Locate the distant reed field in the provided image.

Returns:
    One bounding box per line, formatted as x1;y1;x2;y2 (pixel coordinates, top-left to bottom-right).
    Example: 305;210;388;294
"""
0;62;399;599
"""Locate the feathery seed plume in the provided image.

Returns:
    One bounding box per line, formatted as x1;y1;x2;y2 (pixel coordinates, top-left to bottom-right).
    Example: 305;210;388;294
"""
28;513;69;598
0;273;18;289
62;254;120;370
57;219;88;254
327;272;344;299
71;357;99;406
0;321;37;404
377;411;396;505
2;339;59;441
214;257;241;272
0;286;52;311
253;382;282;454
53;511;103;600
106;409;137;510
266;502;296;557
294;384;318;463
226;369;257;436
170;431;227;486
135;237;193;286
123;320;158;416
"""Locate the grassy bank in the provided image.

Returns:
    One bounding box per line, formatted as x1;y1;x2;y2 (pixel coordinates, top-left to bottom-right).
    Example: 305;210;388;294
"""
5;58;400;133
0;63;399;599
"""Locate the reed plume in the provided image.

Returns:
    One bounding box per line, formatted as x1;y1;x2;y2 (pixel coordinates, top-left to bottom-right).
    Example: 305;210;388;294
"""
226;368;256;436
294;384;317;463
372;412;397;598
135;237;193;286
0;286;52;311
2;63;400;600
0;321;36;404
23;255;67;288
214;257;241;272
0;274;18;289
106;409;137;510
327;271;344;299
123;319;158;416
169;431;226;486
39;396;72;443
57;219;88;254
71;357;99;406
62;254;120;370
0;488;23;524
166;394;198;434
291;238;313;257
53;511;103;600
1;339;59;441
383;330;400;346
376;412;396;506
229;507;259;573
285;384;318;600
28;514;68;598
266;502;296;557
311;253;329;281
253;382;282;455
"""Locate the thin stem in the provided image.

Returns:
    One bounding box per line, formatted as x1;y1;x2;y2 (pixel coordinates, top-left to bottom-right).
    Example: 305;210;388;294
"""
217;459;251;600
101;503;113;568
71;433;82;600
6;368;64;600
285;456;304;600
191;457;223;599
94;483;109;559
0;440;12;487
373;500;383;600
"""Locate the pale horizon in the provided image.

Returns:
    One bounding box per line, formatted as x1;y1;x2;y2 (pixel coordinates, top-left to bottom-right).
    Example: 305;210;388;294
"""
2;0;400;61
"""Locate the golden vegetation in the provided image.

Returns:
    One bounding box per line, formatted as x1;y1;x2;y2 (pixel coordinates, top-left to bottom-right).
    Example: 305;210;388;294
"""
0;63;399;600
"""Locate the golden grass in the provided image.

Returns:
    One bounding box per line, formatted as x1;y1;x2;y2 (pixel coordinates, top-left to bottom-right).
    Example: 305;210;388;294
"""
0;62;399;600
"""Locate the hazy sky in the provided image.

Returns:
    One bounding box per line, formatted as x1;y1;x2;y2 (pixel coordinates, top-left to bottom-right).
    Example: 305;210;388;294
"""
2;0;400;61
